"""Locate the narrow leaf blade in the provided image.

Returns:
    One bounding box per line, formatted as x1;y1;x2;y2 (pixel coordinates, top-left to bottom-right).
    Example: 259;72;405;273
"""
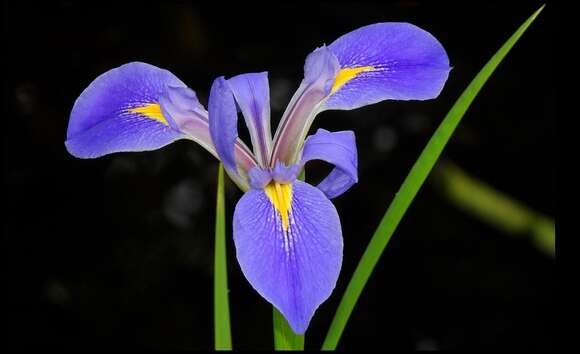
322;5;545;350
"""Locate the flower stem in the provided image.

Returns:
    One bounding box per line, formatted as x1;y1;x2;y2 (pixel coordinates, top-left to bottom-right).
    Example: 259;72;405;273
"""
273;307;304;350
214;164;232;350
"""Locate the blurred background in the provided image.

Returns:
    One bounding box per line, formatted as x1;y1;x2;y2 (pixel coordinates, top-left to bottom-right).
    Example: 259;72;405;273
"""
3;1;555;350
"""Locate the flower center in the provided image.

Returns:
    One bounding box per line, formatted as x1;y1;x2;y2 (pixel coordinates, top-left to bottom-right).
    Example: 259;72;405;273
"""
264;181;292;231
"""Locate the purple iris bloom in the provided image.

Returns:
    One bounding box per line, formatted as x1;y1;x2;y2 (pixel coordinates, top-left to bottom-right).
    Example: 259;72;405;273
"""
65;23;450;334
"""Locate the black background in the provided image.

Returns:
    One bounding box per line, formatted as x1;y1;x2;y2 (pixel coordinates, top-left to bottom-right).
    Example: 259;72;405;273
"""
3;1;556;350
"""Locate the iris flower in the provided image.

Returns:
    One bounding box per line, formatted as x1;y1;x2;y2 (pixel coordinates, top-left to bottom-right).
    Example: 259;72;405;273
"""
65;23;449;334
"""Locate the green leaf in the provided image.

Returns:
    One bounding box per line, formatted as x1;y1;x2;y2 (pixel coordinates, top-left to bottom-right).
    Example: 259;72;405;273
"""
322;5;545;350
214;164;232;350
273;307;305;350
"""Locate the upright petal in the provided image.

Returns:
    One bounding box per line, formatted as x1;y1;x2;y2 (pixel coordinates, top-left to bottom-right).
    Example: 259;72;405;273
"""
66;62;199;158
233;181;343;334
208;76;262;190
300;129;358;199
209;76;240;172
325;22;451;110
227;72;273;166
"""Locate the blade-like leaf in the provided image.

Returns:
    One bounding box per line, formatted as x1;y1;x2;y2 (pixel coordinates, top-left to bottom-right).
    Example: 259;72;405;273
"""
322;5;545;350
214;164;232;350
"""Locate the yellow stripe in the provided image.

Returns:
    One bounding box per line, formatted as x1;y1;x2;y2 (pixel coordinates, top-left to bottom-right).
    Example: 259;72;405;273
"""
330;66;375;94
127;103;168;126
264;182;292;231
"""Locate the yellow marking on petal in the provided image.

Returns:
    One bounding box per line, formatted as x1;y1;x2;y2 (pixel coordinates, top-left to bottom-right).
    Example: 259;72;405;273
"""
330;65;375;94
264;182;293;231
127;103;169;126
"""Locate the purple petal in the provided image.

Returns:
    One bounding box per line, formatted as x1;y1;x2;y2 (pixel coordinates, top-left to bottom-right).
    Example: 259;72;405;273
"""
300;129;358;199
270;47;340;166
208;76;261;189
233;180;343;334
209;76;243;172
65;116;183;159
227;72;273;166
325;22;450;110
162;82;256;190
66;62;191;158
271;21;450;165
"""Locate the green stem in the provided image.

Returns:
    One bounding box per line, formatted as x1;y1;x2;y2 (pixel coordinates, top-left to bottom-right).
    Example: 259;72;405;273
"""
214;164;232;350
273;307;305;350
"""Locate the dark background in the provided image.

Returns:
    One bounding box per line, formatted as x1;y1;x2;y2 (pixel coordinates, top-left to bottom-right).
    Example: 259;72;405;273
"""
3;1;556;350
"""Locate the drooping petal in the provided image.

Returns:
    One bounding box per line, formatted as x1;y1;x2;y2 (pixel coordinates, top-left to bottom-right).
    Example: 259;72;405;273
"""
300;129;358;199
66;62;256;190
233;180;343;334
66;62;199;158
325;22;451;110
270;46;339;166
270;23;449;166
227;72;273;166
